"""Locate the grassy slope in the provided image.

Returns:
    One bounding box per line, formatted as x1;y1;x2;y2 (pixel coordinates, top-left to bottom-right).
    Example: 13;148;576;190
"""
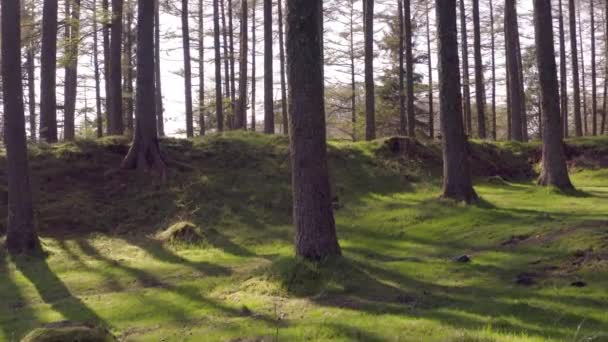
0;133;607;342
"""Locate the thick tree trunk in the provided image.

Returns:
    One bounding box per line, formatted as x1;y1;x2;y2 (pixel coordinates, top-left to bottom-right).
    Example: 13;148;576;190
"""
40;0;58;143
122;0;166;178
278;0;288;134
472;0;486;139
235;0;249;129
363;0;375;140
251;0;257;131
93;0;104;138
2;0;41;255
504;0;524;141
436;0;478;204
264;0;274;133
214;0;225;131
199;0;206;135
533;0;573;190
64;0;80;141
155;0;165;136
558;0;568;138
404;0;415;137
459;0;471;135
426;0;434;139
286;0;341;260
490;0;496;140
110;0;124;135
221;0;232;128
398;0;405;135
569;0;583;136
103;0;112;134
590;0;597;136
182;0;194;137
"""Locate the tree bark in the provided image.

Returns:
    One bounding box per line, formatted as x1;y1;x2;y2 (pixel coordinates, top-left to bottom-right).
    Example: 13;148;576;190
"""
426;0;434;139
2;0;42;255
103;0;112;134
93;0;104;138
155;0;165;136
235;0;249;129
182;0;194;137
64;0;81;141
516;34;528;141
398;0;406;135
251;0;257;131
490;0;496;140
436;0;478;204
404;0;415;137
350;0;357;141
110;0;124;135
40;0;59;143
229;0;236;115
199;0;206;135
363;0;375;140
569;0;583;136
590;0;597;136
214;0;225;131
472;0;486;139
122;0;166;178
278;0;288;134
264;0;274;133
124;0;135;134
579;9;588;135
459;0;471;135
533;0;573;190
504;0;524;141
26;40;37;141
558;0;568;138
221;0;232;128
286;0;341;260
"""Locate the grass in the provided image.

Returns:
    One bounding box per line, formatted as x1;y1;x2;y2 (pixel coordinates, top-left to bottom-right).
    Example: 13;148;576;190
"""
0;133;607;341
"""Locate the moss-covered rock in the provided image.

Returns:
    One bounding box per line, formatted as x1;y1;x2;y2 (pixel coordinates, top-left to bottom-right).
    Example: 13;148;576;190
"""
21;322;115;342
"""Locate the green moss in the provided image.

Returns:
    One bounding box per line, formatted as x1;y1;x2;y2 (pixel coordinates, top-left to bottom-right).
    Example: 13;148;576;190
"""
21;322;115;342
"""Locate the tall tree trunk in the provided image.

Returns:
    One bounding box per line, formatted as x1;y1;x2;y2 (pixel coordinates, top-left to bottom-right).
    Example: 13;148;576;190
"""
122;0;166;178
459;0;471;135
286;0;341;260
264;0;274;133
155;0;165;136
426;0;434;139
516;35;528;141
93;0;104;138
579;9;588;135
558;0;568;138
40;0;59;143
229;0;236;114
182;0;194;137
251;0;257;131
404;0;415;137
103;0;112;134
124;0;135;134
221;0;232;128
472;0;486;138
199;0;206;135
363;0;375;140
504;0;524;141
398;0;406;135
603;1;608;135
436;0;478;203
350;0;357;141
533;0;573;190
490;0;496;140
235;0;249;129
26;42;37;141
590;0;597;136
2;0;41;255
110;0;124;135
569;0;583;136
214;0;225;131
278;0;288;134
64;0;81;141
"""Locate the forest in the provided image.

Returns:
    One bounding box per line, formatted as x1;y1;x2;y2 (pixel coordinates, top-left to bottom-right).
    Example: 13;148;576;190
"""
0;0;607;341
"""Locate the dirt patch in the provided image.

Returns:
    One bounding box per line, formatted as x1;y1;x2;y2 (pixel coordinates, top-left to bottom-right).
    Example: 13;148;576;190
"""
21;321;115;342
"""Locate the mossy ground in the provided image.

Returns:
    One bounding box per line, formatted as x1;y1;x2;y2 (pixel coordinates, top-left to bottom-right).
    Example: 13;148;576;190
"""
0;133;607;341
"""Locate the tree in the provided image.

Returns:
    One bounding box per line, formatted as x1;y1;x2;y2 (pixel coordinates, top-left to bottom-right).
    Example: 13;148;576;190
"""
364;0;375;140
533;0;573;190
228;0;236;114
40;0;59;143
590;0;597;136
221;0;232;127
103;0;112;134
110;0;124;135
63;0;81;141
459;0;471;135
404;0;415;137
155;0;165;136
286;0;341;260
278;0;288;134
398;0;405;135
2;0;42;255
235;0;249;129
264;0;274;134
558;0;568;138
490;0;497;140
122;0;166;177
569;0;583;136
426;0;434;139
251;0;257;131
124;0;135;133
504;0;524;141
436;0;478;203
198;0;206;135
24;3;38;141
214;0;225;131
472;0;486;139
93;0;104;138
182;0;194;137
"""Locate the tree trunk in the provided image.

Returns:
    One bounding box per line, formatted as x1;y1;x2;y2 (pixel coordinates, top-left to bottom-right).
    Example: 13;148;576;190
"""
363;0;375;140
504;0;524;141
404;0;415;137
579;9;588;135
590;0;597;136
214;0;225;131
251;0;257;131
155;0;165;136
350;0;357;141
110;0;124;135
235;0;249;129
278;0;288;134
436;0;478;204
264;0;274;133
26;42;37;141
426;0;434;139
472;0;486;139
603;1;608;135
558;0;568;138
516;35;528;141
40;0;58;143
2;0;41;255
490;0;496;140
533;0;573;190
229;0;236;116
93;0;104;138
64;0;80;141
199;0;206;135
103;0;111;134
124;0;135;134
182;0;194;137
122;0;166;178
569;0;583;136
221;0;232;128
286;0;341;260
398;0;405;135
459;0;471;135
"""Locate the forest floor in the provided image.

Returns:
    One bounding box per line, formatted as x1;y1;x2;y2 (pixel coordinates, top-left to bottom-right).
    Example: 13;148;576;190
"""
0;133;607;342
